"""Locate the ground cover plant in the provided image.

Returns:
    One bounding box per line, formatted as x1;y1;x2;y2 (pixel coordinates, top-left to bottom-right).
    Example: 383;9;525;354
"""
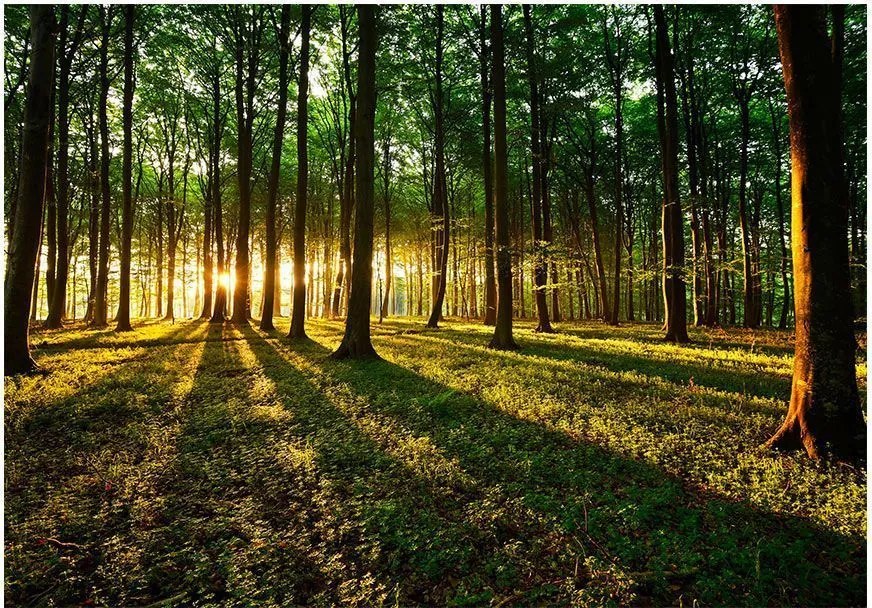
5;318;866;606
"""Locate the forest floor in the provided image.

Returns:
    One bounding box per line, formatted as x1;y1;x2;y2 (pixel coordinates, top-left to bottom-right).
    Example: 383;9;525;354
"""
5;317;867;607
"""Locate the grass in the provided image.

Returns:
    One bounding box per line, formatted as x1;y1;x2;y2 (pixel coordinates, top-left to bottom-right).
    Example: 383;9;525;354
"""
5;317;866;607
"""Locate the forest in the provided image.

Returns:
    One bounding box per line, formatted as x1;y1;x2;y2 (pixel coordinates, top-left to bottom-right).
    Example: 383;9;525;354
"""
3;4;868;606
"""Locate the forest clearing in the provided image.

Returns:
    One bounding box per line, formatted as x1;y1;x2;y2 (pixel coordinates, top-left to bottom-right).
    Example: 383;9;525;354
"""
5;318;866;606
4;3;867;606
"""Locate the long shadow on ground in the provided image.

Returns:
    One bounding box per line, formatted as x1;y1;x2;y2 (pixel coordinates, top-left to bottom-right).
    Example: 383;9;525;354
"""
247;325;865;607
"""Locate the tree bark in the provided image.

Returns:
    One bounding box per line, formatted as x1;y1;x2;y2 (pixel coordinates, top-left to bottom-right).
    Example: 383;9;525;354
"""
331;5;379;359
427;6;449;329
290;6;312;339
488;4;518;351
766;5;865;462
522;5;554;334
5;5;55;375
91;6;112;328
260;7;291;331
115;6;135;331
655;6;689;343
209;62;227;323
46;6;85;328
480;5;496;326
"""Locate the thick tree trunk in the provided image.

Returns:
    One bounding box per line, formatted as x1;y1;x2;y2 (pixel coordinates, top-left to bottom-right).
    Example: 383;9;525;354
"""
488;5;518;351
766;5;865;462
331;5;379;359
115;6;135;332
6;5;55;374
289;6;311;339
655;6;689;343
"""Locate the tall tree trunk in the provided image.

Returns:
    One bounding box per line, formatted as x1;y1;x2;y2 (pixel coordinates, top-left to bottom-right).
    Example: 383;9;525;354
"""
523;5;553;334
380;131;393;320
480;5;496;326
290;6;311;339
427;7;450;329
655;6;689;343
769;97;791;331
585;168;610;322
766;5;864;462
46;6;85;328
232;7;255;324
737;100;757;328
84;113;98;323
331;5;379;359
92;6;112;328
333;7;356;319
488;4;518;351
261;6;291;330
115;6;135;331
44;92;56;322
604;8;625;327
5;5;55;375
209;65;227;323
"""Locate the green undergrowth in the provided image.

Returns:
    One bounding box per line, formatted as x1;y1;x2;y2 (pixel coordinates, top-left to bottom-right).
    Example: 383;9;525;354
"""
5;317;866;607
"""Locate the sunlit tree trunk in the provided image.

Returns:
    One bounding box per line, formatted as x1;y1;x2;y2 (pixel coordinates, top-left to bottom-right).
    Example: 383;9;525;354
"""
766;5;865;461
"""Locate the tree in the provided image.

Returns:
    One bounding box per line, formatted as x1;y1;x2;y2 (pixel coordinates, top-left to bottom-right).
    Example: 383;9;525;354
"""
5;5;55;374
426;6;449;329
45;5;86;329
91;6;114;328
479;5;496;326
331;5;378;360
603;6;627;327
654;6;689;344
487;4;517;351
115;6;136;332
289;5;312;339
765;5;865;461
523;4;554;334
260;6;292;331
230;6;265;324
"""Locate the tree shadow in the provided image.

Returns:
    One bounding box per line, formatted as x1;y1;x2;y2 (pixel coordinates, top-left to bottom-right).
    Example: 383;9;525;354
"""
245;326;865;607
399;322;798;401
4;321;207;605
